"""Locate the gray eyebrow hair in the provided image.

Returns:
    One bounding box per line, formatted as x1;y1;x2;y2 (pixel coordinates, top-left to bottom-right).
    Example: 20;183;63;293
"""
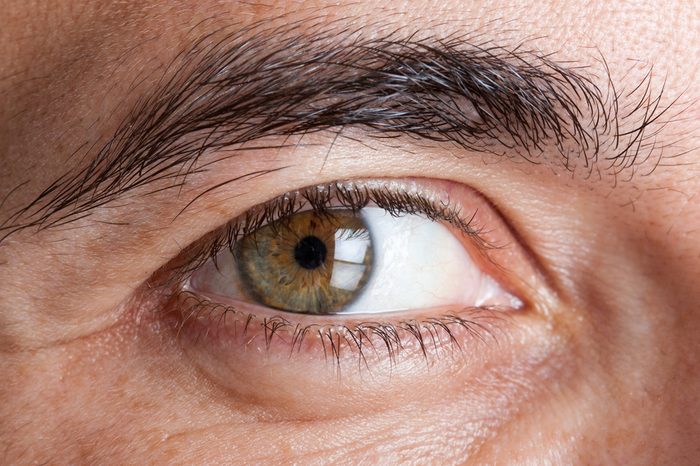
0;19;672;241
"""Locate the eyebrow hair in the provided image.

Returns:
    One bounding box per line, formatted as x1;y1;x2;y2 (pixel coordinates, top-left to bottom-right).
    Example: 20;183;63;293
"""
0;18;673;241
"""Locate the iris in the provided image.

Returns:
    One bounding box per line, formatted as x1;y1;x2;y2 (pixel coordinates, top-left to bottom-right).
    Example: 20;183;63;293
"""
233;210;373;314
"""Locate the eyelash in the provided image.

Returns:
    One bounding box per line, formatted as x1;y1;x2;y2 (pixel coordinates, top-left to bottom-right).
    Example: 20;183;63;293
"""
162;180;494;279
173;290;510;367
156;180;512;366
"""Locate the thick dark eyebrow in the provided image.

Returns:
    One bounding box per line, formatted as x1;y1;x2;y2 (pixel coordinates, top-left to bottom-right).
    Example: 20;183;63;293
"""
1;19;672;240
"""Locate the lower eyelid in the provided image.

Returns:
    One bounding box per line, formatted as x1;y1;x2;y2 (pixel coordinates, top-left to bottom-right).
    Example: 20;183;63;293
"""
137;176;567;425
155;287;564;424
169;290;515;363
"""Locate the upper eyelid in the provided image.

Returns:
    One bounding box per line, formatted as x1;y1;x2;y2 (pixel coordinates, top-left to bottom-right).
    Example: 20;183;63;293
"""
3;17;673;243
157;180;494;288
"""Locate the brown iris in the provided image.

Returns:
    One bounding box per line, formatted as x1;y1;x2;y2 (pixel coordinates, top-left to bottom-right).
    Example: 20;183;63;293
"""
233;209;374;314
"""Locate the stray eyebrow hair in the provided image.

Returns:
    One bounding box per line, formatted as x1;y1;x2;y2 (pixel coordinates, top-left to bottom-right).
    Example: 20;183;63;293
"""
0;18;674;240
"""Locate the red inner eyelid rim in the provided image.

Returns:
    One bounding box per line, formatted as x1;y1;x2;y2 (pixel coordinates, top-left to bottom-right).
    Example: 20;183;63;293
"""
444;193;536;309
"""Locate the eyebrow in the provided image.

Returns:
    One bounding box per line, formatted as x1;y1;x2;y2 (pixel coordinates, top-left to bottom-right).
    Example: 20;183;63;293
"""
0;19;672;240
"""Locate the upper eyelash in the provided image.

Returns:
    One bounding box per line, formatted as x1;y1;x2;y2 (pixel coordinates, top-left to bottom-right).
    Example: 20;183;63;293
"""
158;180;493;284
231;181;487;243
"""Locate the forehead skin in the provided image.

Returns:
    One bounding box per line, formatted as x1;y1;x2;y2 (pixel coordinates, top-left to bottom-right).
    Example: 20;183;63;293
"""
0;1;697;208
0;0;697;201
0;0;699;464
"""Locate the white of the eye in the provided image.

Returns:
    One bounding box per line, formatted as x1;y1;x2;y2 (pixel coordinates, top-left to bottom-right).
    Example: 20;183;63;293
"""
338;207;516;314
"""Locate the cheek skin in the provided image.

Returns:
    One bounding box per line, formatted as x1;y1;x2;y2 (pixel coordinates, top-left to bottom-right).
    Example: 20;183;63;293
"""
495;181;700;463
170;306;563;421
0;294;577;464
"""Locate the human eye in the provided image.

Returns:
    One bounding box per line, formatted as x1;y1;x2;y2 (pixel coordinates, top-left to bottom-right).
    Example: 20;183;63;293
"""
187;179;521;317
150;175;549;401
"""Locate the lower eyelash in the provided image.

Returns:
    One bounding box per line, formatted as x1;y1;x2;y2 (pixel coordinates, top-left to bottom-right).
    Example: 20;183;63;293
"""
170;291;511;368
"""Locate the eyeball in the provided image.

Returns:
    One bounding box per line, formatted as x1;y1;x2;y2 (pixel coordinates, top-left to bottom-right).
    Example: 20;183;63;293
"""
189;206;519;315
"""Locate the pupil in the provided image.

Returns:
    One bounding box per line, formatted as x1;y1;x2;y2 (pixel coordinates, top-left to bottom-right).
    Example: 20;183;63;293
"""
293;235;328;270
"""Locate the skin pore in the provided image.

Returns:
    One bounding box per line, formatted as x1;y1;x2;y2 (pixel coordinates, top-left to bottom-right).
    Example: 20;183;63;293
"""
1;1;699;464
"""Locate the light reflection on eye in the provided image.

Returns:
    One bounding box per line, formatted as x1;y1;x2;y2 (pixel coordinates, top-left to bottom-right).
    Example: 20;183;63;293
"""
188;187;521;316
